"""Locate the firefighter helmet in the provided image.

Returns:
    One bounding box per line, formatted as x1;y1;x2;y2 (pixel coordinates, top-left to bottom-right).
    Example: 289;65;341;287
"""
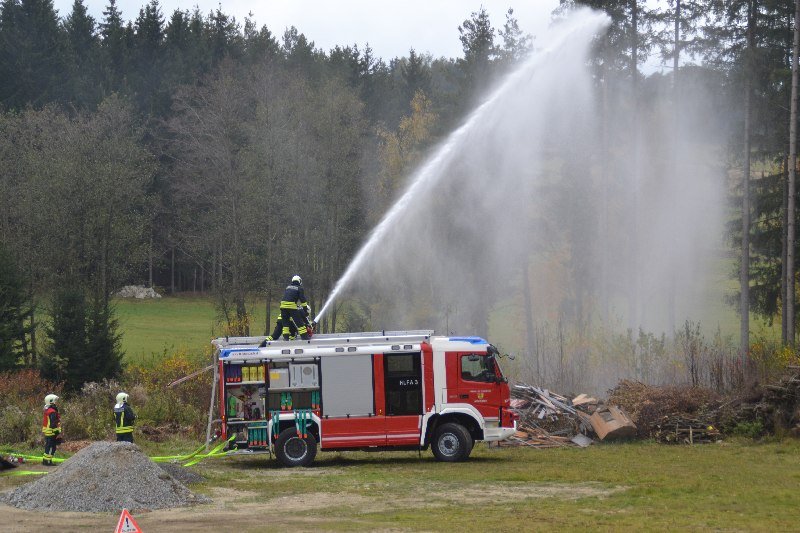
291;275;302;285
44;394;59;407
116;392;129;404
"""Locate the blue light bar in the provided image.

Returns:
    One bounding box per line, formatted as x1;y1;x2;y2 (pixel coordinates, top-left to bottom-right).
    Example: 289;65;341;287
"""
448;336;488;344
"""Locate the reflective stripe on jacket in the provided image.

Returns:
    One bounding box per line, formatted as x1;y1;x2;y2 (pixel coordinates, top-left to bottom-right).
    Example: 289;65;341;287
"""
114;403;136;434
42;406;61;436
280;283;308;310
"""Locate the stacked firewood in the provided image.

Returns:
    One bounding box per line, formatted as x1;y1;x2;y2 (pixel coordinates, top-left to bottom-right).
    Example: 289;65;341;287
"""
652;415;721;444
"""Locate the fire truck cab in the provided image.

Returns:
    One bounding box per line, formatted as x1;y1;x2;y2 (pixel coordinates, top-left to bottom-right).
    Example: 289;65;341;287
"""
213;331;516;467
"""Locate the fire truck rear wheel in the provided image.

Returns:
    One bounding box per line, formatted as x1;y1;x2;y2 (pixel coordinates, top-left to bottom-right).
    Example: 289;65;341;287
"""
432;423;473;462
275;427;317;467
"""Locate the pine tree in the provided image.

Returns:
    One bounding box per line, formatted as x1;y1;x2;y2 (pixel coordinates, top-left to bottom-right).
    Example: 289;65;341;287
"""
242;16;279;66
207;7;241;64
85;298;123;381
457;6;496;98
498;8;532;65
63;0;99;107
401;48;431;109
131;0;165;114
0;244;32;370
43;286;87;390
0;0;67;108
42;286;123;390
99;0;126;92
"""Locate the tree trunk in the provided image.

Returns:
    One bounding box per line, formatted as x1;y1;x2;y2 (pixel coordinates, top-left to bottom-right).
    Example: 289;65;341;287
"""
670;0;681;336
628;0;641;330
521;260;536;379
600;63;610;324
28;280;36;365
148;227;153;288
787;0;800;347
741;0;755;363
265;287;272;335
673;0;681;76
170;243;175;294
783;157;789;344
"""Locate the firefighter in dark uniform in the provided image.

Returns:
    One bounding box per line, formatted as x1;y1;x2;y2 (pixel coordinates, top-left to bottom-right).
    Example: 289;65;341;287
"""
42;394;61;465
262;312;299;344
280;275;311;340
114;392;136;443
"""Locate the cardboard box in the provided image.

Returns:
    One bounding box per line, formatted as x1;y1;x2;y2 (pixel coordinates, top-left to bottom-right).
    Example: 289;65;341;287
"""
589;405;637;440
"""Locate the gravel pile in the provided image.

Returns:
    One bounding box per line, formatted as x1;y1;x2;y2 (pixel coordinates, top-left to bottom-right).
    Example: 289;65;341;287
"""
1;442;209;512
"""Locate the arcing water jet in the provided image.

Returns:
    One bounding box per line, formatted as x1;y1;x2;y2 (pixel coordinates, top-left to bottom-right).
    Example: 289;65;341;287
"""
315;9;612;324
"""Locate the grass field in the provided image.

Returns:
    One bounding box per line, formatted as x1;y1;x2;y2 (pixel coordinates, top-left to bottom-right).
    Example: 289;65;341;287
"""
114;295;271;363
2;439;799;531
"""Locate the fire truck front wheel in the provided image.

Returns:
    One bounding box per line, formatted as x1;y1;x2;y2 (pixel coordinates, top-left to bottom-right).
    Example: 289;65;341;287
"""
432;423;473;462
275;427;317;467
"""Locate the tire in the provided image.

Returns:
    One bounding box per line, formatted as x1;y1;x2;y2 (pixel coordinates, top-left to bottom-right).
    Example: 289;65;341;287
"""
432;422;473;462
275;427;317;467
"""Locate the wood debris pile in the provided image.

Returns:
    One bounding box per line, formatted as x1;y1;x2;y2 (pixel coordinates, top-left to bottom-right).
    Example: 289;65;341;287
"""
503;384;597;448
652;415;721;444
718;367;800;436
759;370;800;434
606;380;721;439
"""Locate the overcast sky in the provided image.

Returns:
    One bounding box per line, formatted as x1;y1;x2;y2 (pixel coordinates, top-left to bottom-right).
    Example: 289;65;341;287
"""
52;0;562;61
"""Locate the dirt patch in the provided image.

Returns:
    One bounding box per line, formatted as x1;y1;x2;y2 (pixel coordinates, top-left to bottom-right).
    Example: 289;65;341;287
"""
254;482;624;513
264;491;374;511
243;466;345;478
0;467;625;531
427;481;625;504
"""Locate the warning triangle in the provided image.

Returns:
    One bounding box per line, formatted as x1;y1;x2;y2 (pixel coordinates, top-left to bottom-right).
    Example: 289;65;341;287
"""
114;508;143;533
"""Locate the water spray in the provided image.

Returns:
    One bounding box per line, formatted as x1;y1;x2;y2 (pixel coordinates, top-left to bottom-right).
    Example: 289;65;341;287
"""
314;10;610;324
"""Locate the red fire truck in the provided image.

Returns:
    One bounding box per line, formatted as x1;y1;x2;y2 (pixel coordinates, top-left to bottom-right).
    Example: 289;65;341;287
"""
213;331;517;467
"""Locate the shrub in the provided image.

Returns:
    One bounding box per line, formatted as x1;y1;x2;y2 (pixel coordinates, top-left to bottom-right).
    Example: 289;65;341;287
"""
0;369;63;444
732;420;765;439
124;349;212;437
60;381;120;440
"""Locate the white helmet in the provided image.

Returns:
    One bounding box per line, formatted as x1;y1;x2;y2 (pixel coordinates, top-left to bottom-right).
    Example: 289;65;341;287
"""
44;394;59;407
291;275;302;285
116;392;129;404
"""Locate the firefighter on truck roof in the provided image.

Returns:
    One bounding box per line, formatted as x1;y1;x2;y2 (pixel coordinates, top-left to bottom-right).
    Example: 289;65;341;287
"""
280;275;311;340
262;312;299;344
42;394;61;466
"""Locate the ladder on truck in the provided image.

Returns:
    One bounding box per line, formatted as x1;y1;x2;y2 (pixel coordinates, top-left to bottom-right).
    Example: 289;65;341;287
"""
212;330;436;351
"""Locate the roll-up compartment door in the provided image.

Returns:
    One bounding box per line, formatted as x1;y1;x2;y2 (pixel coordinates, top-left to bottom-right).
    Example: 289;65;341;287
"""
321;354;374;417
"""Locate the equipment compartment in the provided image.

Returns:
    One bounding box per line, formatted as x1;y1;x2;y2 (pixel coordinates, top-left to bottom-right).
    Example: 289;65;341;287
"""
290;363;319;388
